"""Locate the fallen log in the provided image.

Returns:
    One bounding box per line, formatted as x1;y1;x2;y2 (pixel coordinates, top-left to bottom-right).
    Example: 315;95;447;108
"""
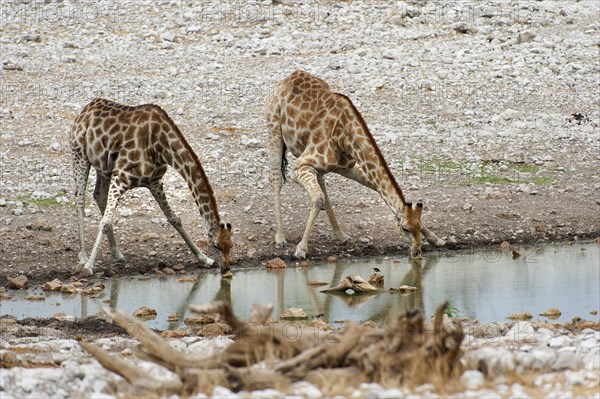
81;301;463;395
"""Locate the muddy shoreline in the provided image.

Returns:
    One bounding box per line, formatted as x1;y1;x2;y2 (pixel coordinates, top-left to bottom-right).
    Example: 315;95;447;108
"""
2;201;598;288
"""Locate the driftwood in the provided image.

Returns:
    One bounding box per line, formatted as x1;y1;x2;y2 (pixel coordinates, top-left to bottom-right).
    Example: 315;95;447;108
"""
321;273;383;294
80;301;463;396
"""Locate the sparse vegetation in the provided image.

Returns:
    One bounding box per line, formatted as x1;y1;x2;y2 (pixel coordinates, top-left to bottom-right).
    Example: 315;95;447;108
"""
445;303;460;318
394;157;558;186
14;196;64;207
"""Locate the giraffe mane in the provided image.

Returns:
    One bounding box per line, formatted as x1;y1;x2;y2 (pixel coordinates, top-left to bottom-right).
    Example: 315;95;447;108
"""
334;93;408;207
150;105;221;224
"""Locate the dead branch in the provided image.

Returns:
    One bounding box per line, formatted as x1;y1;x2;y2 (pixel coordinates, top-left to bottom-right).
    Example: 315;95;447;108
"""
276;323;364;379
77;338;182;393
321;274;382;294
83;301;464;395
188;301;249;332
103;307;216;370
223;364;292;392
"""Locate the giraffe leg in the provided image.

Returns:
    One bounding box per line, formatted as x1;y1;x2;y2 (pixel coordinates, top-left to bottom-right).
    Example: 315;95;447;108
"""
83;175;127;275
93;176;125;262
421;225;446;246
148;183;214;267
336;165;377;190
293;165;325;259
73;156;91;265
267;122;287;248
317;175;351;244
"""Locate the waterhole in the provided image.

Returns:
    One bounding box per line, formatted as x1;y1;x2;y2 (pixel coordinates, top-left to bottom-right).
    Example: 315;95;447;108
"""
3;242;599;330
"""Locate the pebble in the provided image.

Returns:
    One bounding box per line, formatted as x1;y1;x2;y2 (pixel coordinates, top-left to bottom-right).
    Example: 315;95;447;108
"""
160;32;176;42
7;275;29;289
461;370;485;390
291;382;322;398
212;386;238;399
266;257;286;269
241;135;261;148
503;321;537;343
250;389;282;399
133;306;157;318
280;307;308;320
548;335;572;348
548;353;579;375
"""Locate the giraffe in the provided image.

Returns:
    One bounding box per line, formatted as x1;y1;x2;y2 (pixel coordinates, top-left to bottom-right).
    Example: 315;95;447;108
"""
266;70;445;259
71;98;232;276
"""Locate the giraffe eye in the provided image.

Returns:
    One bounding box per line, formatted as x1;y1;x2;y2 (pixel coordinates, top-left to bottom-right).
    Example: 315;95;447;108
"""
401;225;410;233
213;243;221;250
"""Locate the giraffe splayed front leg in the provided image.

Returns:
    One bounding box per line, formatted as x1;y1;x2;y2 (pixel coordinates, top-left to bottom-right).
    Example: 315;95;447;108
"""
317;175;351;244
292;163;327;259
93;175;125;262
82;174;126;276
149;182;214;267
422;225;446;247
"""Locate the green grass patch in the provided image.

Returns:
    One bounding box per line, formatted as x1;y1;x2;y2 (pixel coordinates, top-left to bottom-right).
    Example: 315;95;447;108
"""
472;175;517;184
412;158;467;174
395;157;558;187
513;163;540;174
530;176;556;185
14;196;64;207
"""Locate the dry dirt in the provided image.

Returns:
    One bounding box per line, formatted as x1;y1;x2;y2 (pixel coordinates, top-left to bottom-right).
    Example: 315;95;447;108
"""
1;0;599;292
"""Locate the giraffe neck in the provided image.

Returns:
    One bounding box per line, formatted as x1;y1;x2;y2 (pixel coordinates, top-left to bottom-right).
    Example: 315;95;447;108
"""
339;94;408;216
358;145;408;217
160;124;221;235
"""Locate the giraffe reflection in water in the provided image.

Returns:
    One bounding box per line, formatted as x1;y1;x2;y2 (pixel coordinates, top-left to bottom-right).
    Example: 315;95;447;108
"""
81;257;438;329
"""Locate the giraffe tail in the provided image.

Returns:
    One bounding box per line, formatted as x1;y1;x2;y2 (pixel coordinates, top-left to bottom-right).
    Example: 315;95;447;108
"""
281;141;288;183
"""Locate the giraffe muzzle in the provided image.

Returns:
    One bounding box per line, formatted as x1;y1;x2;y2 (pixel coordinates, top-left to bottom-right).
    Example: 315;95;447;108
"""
410;247;423;260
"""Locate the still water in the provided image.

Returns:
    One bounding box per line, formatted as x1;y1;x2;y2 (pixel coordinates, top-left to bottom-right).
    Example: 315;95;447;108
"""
2;243;599;330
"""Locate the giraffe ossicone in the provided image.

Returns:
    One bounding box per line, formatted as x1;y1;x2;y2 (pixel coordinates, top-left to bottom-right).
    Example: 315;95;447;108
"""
265;70;445;260
71;98;232;276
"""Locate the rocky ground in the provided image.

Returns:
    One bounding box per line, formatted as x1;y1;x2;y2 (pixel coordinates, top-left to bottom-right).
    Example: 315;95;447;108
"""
1;315;599;398
1;0;599;397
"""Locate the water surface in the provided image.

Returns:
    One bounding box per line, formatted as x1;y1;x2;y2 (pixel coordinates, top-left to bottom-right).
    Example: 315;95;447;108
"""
3;243;598;330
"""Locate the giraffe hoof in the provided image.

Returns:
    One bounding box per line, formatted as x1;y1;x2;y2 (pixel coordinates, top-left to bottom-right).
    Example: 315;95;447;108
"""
436;238;446;247
294;246;307;259
112;252;126;262
204;257;215;267
337;234;352;245
315;198;325;211
275;241;288;249
79;264;94;277
78;253;89;265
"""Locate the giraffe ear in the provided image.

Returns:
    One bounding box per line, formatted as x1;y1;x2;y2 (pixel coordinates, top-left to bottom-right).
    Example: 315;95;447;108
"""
226;223;232;230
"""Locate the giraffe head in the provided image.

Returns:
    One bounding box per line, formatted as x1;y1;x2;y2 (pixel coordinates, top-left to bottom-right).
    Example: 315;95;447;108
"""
398;202;424;259
212;222;233;274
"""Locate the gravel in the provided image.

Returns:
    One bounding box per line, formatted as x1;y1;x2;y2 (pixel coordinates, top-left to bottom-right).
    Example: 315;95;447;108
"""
1;1;599;280
1;319;599;398
0;0;599;396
